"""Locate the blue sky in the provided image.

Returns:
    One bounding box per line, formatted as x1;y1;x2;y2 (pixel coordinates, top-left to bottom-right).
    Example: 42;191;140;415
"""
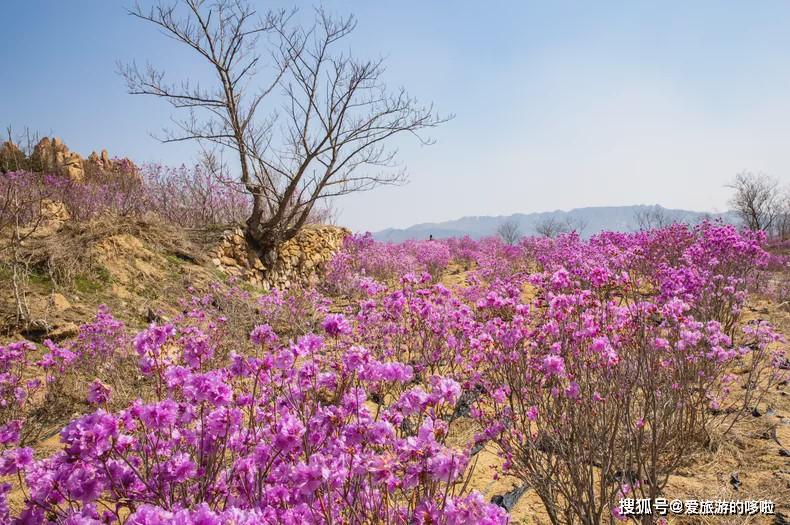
2;1;790;231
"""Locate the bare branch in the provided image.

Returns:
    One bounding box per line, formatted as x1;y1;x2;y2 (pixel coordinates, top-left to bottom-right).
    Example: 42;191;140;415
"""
727;172;781;233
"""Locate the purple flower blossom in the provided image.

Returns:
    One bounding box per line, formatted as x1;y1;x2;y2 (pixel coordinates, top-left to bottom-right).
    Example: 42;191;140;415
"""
542;355;566;377
87;380;112;405
321;313;351;336
250;324;278;346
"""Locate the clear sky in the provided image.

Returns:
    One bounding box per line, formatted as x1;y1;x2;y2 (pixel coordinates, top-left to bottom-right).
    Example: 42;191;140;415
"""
2;1;790;231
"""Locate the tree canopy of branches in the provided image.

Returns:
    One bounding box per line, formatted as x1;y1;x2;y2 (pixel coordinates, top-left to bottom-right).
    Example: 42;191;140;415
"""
727;172;782;233
121;0;448;265
633;205;674;231
534;217;562;239
496;219;521;245
534;216;586;239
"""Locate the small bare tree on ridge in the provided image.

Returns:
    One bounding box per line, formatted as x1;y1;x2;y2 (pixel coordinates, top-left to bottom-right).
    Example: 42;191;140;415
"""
633;205;673;231
562;216;587;235
534;216;567;239
496;219;521;245
727;172;781;232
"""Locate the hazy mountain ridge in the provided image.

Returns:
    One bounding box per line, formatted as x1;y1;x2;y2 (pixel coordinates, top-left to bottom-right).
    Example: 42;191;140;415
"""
372;205;737;242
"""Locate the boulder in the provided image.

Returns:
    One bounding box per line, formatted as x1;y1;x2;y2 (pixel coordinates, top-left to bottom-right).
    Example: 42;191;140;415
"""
30;137;85;181
86;149;114;172
47;322;79;341
49;293;72;312
0;141;26;173
40;199;71;226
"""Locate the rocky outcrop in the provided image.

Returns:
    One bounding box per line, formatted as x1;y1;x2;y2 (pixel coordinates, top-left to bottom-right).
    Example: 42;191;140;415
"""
40;199;71;228
4;137;135;182
0;141;26;173
86;150;114;172
210;224;350;290
30;137;85;181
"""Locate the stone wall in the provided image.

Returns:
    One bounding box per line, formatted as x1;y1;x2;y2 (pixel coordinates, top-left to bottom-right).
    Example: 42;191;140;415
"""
210;224;350;290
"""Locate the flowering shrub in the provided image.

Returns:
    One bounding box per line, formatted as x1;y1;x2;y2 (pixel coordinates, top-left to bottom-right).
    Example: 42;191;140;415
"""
43;168;147;221
761;241;790;303
0;172;50;227
6;317;506;524
0;222;786;524
322;234;452;295
0;163;250;230
141;163;251;228
256;285;330;337
0;341;40;446
472;223;785;525
324;222;784;525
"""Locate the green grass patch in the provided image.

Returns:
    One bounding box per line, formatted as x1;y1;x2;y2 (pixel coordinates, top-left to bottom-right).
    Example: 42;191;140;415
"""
0;265;55;292
73;265;112;294
94;265;112;284
164;253;186;266
238;280;258;294
74;276;104;294
29;270;55;290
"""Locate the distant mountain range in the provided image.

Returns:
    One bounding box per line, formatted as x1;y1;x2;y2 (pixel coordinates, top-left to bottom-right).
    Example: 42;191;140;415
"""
372;205;738;242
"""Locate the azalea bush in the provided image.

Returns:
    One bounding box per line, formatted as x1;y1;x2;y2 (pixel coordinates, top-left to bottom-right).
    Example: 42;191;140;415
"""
0;222;786;524
474;223;785;525
3;314;506;524
0;163;250;230
322;234;452;295
0;168;147;226
0;341;40;446
31;307;140;439
141;164;251;228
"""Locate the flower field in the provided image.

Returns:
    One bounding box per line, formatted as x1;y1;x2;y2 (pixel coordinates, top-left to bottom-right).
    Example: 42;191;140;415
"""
0;222;787;524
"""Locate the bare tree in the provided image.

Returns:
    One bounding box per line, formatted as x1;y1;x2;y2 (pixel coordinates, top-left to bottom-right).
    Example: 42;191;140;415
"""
0;127;40;173
727;172;781;232
0;175;46;327
777;190;790;239
534;216;568;239
121;1;448;266
308;198;341;226
562;216;587;235
694;212;713;224
0;129;50;328
496;219;521;245
633;205;674;231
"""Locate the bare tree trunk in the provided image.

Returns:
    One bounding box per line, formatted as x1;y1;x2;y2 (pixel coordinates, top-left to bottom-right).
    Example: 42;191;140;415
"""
1;173;42;329
11;253;30;327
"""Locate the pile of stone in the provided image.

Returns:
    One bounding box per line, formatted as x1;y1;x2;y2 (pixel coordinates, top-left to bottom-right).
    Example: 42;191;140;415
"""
210;224;350;290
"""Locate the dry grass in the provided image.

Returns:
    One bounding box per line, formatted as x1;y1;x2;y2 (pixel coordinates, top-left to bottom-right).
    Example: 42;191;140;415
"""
18;213;205;287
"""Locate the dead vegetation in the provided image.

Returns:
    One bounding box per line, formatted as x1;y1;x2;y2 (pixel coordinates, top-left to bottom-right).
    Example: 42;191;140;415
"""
0;214;224;339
